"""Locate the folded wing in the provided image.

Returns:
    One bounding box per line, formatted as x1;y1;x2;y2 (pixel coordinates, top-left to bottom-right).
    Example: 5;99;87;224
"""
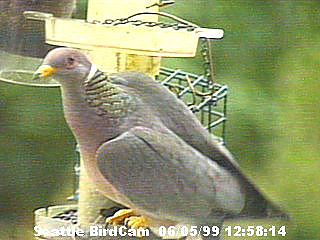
96;126;245;223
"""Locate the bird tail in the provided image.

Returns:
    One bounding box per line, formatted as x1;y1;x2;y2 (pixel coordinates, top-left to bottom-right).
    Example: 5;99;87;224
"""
231;179;290;221
264;202;290;220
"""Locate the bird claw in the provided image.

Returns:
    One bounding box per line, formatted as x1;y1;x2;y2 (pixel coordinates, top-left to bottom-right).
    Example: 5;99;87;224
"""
124;216;149;230
125;216;149;238
106;209;149;238
105;209;134;226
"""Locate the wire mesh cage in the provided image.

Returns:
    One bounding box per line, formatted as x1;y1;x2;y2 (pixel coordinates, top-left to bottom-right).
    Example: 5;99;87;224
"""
158;67;227;143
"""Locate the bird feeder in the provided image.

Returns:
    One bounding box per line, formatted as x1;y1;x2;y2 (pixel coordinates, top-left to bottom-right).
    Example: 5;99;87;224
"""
1;0;227;239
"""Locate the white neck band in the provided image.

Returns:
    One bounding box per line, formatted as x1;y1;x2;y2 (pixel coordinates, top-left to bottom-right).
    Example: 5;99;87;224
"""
87;64;97;81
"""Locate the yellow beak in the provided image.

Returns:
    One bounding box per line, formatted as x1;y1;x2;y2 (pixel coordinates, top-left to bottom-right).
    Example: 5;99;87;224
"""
32;65;56;80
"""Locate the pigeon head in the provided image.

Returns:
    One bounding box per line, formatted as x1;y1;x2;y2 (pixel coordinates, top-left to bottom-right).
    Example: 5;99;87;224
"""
33;47;94;85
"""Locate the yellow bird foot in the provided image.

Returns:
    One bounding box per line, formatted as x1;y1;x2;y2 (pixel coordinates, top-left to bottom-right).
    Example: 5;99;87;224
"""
124;215;149;229
105;209;134;226
125;216;149;238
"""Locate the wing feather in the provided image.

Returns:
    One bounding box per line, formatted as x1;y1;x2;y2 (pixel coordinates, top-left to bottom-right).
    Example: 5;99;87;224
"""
96;126;245;223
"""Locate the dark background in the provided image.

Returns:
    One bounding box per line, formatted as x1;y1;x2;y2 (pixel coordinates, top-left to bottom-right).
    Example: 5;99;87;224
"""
0;1;319;239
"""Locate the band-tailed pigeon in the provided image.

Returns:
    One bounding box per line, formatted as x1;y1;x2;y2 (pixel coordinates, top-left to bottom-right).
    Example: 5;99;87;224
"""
33;48;287;238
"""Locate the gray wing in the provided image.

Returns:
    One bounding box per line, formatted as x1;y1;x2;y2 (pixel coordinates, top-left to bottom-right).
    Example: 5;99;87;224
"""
96;126;245;223
113;72;287;220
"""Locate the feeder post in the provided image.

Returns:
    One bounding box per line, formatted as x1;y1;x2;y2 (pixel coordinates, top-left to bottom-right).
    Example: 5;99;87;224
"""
78;0;162;229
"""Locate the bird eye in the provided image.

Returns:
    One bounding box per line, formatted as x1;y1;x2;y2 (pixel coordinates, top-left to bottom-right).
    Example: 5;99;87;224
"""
66;57;76;69
67;57;75;64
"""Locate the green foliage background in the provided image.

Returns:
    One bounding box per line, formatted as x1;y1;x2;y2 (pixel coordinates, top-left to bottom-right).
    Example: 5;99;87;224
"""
0;1;319;239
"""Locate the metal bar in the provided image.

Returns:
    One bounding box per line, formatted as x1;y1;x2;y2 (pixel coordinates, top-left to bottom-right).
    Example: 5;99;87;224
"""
160;68;224;89
201;109;225;117
197;96;213;110
178;75;204;97
208;117;226;128
161;69;181;84
208;100;212;132
222;95;228;144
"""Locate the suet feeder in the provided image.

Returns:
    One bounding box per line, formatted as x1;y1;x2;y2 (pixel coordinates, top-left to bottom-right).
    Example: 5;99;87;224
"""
0;1;227;239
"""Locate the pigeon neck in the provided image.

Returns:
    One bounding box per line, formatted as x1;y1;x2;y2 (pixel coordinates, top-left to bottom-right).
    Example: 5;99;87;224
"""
82;68;130;119
83;66;110;87
83;70;110;91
